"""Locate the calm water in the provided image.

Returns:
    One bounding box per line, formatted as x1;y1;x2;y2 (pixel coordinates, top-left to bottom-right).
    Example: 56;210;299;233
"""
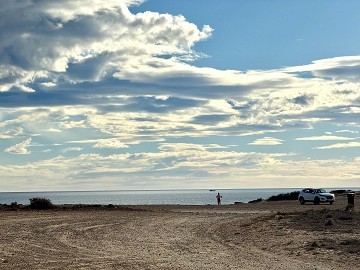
0;188;358;205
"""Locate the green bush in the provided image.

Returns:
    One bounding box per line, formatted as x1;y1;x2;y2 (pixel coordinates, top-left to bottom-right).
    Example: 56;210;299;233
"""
29;197;54;210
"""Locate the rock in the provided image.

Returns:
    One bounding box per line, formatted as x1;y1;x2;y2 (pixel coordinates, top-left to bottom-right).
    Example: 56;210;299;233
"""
311;241;319;247
325;218;335;226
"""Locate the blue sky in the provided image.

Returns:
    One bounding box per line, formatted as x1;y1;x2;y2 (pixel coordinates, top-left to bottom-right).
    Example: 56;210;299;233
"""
1;0;360;191
132;0;360;70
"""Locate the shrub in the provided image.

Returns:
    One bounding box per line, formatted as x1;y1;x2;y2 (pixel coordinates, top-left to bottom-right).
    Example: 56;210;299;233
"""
29;197;54;210
330;189;352;195
248;198;263;203
10;201;18;207
267;191;300;201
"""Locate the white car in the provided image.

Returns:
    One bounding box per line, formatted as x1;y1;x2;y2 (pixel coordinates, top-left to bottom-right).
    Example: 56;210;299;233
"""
298;188;335;205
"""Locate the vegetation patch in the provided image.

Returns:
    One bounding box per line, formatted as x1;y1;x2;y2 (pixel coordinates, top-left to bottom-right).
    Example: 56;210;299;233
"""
248;198;263;203
29;197;55;210
267;191;300;201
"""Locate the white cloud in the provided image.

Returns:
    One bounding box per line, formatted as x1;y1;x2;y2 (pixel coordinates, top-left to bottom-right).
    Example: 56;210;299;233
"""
59;120;87;129
0;0;212;91
248;137;283;146
283;56;360;81
46;128;62;133
295;135;354;141
0;127;24;138
61;147;83;153
336;130;359;134
40;82;57;88
93;138;129;149
1;1;360;135
315;142;360;150
158;143;227;152
1;1;360;191
0;114;33;128
4;138;32;154
0;148;359;191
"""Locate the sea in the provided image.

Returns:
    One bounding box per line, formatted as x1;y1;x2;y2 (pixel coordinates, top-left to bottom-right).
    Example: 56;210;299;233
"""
1;187;358;206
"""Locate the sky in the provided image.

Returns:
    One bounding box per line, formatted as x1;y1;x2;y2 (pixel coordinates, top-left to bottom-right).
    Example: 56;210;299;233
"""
1;0;360;191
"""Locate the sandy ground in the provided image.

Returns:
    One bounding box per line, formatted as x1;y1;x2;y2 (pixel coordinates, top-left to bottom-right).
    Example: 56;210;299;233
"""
0;194;359;270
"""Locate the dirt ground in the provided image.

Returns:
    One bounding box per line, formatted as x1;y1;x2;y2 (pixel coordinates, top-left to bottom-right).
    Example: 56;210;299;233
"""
0;194;359;269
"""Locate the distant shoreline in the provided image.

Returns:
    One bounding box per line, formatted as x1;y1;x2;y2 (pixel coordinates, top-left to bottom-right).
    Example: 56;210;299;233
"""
1;188;358;206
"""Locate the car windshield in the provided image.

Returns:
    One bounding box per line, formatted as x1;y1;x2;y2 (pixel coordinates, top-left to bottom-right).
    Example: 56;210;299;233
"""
315;189;327;193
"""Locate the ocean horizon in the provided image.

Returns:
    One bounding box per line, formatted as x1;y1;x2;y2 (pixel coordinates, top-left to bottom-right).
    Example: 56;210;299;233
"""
1;187;358;206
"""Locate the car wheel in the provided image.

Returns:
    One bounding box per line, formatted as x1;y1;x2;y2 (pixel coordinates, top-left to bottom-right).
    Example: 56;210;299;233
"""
314;197;320;205
299;197;305;205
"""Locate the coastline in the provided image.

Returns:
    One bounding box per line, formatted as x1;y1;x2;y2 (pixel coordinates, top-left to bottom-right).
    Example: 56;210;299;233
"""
0;194;359;269
1;187;358;205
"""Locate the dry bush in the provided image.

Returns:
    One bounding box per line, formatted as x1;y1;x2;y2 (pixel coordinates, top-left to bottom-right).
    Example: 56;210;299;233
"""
29;197;54;210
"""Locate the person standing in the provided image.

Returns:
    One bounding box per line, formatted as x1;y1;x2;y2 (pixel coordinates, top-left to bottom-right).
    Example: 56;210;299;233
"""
216;192;222;205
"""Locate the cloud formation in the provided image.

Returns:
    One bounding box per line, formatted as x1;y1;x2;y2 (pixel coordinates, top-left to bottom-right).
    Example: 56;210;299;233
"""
0;0;360;138
0;0;212;93
5;138;32;154
248;137;284;146
61;147;83;153
315;142;360;150
1;1;360;191
295;135;354;141
336;130;359;134
0;146;359;191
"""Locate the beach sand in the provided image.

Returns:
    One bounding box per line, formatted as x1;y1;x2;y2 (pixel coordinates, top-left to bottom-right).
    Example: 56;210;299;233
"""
0;194;359;269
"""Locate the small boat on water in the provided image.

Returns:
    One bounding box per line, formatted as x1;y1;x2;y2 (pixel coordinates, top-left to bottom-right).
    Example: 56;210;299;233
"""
209;189;216;192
